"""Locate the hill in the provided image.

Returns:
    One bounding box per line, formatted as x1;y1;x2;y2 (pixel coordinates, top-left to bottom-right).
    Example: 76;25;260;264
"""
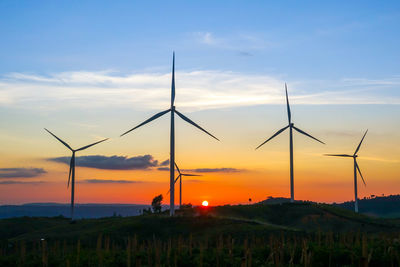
206;202;400;233
0;203;148;219
0;203;399;266
2;194;399;220
260;195;400;218
334;194;400;218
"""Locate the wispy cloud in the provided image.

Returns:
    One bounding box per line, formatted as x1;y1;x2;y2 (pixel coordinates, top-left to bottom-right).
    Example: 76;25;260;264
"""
194;32;219;45
0;168;46;178
360;157;400;163
157;167;242;173
192;32;272;52
82;179;144;184
187;168;242;173
49;155;166;170
159;159;169;166
0;180;46;185
1;71;399;111
237;51;253;57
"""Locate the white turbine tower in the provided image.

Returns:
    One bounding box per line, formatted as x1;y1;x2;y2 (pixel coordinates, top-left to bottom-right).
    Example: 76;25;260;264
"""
167;163;202;208
325;130;368;213
45;128;108;221
121;53;219;216
256;84;325;203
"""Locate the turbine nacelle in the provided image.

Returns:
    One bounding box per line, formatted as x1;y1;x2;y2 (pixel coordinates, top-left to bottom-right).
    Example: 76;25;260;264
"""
256;84;324;203
120;53;218;216
256;84;324;150
324;130;368;213
44;128;108;220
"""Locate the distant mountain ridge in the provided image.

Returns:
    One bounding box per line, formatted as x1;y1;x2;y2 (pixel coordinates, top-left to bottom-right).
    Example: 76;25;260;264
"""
1;194;399;219
0;203;150;219
260;194;400;218
21;203;146;206
334;194;400;218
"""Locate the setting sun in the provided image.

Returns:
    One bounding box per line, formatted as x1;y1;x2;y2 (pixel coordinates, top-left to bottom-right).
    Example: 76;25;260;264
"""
202;200;209;207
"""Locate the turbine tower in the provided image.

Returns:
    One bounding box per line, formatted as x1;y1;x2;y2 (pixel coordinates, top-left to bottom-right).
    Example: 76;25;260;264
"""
325;130;368;213
167;163;201;208
121;53;219;216
256;83;325;203
45;128;108;220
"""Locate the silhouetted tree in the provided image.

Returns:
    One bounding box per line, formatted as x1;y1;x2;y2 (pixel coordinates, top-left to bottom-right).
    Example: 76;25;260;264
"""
180;203;192;209
151;194;163;213
142;208;152;215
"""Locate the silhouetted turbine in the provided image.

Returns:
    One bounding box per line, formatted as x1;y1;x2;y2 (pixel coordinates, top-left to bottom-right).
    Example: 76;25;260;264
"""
256;84;325;203
121;53;219;216
325;130;368;213
166;163;201;208
44;128;108;220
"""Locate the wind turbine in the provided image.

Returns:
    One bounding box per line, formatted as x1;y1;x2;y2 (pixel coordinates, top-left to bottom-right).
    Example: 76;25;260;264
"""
167;163;202;208
255;84;325;203
325;130;368;213
45;128;108;220
121;53;219;216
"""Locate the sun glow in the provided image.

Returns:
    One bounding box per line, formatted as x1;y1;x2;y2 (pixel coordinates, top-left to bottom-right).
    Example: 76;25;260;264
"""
202;200;209;207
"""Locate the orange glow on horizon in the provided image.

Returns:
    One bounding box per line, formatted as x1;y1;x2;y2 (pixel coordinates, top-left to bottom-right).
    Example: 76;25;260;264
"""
0;106;399;206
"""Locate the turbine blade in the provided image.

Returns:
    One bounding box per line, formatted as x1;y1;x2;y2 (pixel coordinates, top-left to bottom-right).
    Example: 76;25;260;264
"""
174;162;181;175
255;125;289;150
174;174;180;184
75;138;108;151
44;128;73;151
175;109;220;141
167;174;181;195
354;129;368;155
285;83;291;124
355;160;366;186
182;174;202;177
171;52;175;107
67;156;73;188
120;109;171;137
324;154;353;157
292;126;325;144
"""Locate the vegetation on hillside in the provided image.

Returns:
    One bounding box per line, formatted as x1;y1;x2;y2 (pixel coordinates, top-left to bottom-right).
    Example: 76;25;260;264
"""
0;203;398;266
335;194;400;218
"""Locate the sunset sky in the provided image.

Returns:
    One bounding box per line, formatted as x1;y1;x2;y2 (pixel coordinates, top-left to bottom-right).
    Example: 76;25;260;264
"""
0;1;399;206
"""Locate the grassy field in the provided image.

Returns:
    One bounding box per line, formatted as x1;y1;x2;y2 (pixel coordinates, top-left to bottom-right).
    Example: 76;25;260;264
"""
0;203;399;266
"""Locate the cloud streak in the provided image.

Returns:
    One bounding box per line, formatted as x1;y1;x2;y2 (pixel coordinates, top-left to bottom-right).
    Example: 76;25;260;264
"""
0;180;45;185
82;179;144;184
1;70;399;111
192;32;272;51
188;168;242;173
0;168;46;178
157;167;242;173
49;155;164;170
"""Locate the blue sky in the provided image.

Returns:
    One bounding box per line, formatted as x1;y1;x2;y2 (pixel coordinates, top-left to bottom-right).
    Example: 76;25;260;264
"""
1;1;399;80
1;1;399;107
